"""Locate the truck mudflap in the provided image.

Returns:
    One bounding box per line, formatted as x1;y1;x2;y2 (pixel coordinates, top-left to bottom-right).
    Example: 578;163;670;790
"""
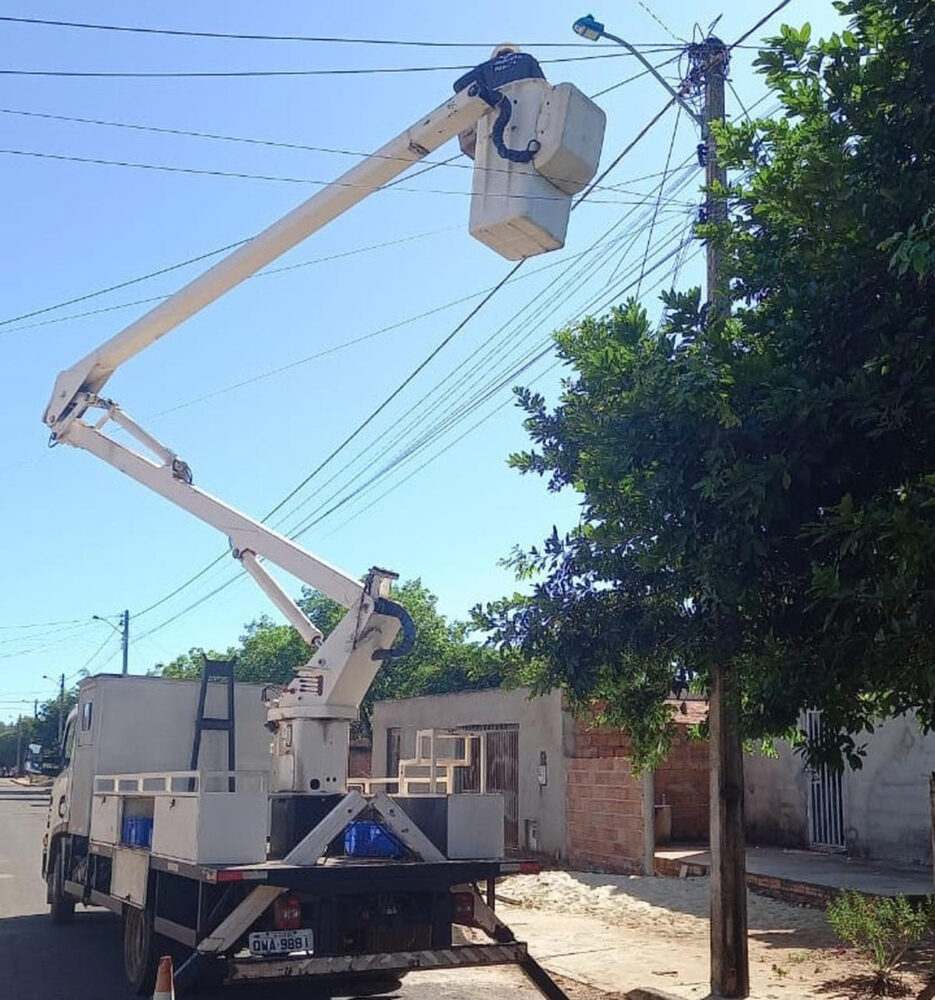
227;942;528;981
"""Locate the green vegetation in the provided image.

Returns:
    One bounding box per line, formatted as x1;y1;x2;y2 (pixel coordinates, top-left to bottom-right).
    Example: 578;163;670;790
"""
158;578;507;731
826;891;933;994
474;0;935;770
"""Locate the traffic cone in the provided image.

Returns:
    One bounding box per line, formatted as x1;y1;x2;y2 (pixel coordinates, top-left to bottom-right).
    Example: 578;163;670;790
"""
153;955;174;1000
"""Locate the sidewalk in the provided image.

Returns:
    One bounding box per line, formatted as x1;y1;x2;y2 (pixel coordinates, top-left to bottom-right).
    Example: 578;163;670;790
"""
656;844;933;903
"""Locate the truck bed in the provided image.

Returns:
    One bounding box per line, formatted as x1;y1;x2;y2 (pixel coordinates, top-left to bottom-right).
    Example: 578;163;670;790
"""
89;838;534;887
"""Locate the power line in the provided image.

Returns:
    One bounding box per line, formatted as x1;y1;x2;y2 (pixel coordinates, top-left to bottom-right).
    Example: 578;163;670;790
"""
0;16;672;49
635;106;683;296
0;52;660;80
0;48;682;335
135;221;698;636
0;57;663;164
0;227;461;334
0;617;85;631
128;88;688;632
0;239;248;329
730;0;792;50
0;148;667;209
135;213;697;635
275;187;699;539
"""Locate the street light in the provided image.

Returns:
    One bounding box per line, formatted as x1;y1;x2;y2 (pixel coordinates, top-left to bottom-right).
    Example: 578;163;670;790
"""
572;13;702;124
93;610;129;675
572;13;604;41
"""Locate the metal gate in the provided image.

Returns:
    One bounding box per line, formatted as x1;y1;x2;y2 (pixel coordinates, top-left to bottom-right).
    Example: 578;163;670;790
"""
806;710;845;849
454;724;519;850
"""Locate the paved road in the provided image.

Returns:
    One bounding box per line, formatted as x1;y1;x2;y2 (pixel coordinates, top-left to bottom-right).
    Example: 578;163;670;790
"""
0;779;548;1000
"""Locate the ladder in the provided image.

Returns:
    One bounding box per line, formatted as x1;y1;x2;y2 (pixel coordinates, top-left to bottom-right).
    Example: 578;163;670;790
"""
190;657;237;791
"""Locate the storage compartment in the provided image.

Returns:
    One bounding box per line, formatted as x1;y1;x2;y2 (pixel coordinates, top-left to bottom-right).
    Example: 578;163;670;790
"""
89;793;120;845
447;794;504;859
150;772;268;865
120;795;154;848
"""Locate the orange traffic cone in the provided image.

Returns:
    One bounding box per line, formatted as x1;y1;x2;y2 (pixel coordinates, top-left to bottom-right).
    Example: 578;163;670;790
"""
153;955;174;1000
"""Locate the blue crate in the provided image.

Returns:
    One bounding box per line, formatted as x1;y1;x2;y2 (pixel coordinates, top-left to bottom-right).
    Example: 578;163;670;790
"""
344;820;403;859
121;816;153;848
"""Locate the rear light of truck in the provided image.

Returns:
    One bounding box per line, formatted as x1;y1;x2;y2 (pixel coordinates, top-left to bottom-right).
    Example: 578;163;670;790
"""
451;891;475;926
273;894;302;930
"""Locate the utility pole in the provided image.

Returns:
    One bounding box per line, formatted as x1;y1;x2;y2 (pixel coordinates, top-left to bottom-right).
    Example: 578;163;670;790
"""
574;16;748;994
121;608;129;675
15;716;23;776
57;672;65;746
696;35;750;999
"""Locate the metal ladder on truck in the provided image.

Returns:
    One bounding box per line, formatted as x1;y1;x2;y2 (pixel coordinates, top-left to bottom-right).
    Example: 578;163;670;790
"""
190;657;236;791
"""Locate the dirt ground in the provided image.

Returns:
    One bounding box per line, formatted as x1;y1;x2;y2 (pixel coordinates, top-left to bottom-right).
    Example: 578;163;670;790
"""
498;870;934;999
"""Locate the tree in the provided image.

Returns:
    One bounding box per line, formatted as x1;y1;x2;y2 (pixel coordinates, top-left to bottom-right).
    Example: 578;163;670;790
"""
475;0;935;770
155;578;506;730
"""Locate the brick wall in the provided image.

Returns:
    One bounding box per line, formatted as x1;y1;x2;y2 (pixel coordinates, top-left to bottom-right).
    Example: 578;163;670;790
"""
654;724;709;842
348;743;372;778
565;720;646;873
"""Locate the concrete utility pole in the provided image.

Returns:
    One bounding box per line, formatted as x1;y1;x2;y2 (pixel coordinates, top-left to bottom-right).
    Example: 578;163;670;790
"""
697;36;750;999
57;672;65;745
572;16;750;995
121;609;129;675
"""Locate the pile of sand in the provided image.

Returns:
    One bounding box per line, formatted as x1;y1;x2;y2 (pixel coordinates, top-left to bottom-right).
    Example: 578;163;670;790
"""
501;869;836;942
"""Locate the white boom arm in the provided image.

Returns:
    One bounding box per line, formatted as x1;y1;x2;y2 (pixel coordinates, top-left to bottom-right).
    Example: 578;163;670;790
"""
43;85;490;433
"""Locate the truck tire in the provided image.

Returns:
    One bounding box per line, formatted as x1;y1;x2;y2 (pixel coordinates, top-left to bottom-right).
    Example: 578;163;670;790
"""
48;850;75;925
123;904;159;995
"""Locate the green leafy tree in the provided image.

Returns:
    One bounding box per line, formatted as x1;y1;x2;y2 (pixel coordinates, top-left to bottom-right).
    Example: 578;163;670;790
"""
476;0;935;769
154;578;506;731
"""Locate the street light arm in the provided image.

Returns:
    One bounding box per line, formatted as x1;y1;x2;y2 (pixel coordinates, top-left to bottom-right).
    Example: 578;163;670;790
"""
573;14;702;125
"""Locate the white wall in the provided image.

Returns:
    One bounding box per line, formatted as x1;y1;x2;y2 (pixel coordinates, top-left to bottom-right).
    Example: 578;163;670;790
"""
372;687;568;857
745;714;935;867
844;714;934;866
745;741;810;849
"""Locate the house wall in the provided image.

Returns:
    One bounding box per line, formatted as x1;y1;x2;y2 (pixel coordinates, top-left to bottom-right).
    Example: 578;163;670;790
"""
654;725;710;842
744;714;935;866
348;744;371;779
745;742;810;849
372;688;568;858
843;714;934;866
565;719;646;873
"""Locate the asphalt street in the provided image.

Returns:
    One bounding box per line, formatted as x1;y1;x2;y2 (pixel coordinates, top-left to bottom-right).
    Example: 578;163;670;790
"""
0;778;548;999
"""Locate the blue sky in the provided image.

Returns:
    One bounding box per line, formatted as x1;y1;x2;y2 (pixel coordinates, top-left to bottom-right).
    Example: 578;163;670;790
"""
0;1;845;719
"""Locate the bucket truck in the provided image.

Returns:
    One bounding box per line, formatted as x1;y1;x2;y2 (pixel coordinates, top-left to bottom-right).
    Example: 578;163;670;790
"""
39;46;605;996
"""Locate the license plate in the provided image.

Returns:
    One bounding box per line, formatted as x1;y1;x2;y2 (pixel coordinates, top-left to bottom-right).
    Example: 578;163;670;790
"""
248;929;313;956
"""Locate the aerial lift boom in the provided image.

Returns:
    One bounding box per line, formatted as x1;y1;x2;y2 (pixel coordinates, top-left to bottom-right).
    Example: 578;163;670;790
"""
42;46;605;797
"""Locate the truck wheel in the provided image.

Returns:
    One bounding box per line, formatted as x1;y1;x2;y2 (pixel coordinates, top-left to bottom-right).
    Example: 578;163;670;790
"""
48;850;75;925
123;904;159;995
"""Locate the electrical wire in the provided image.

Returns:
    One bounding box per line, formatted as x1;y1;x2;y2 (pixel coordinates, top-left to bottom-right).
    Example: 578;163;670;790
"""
274;187;699;539
322;244;706;541
78;12;785;641
0;52;662;80
0;17;672;49
0;148;662;208
134;210;698;636
134;221;698;635
0;227;461;335
0;46;684;335
730;0;792;50
634;106;683;296
0;617;86;630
